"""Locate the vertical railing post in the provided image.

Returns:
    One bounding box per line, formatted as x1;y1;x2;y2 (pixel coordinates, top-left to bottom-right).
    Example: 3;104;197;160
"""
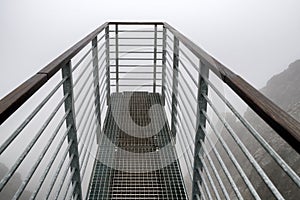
92;37;102;144
171;36;179;139
153;24;157;93
115;24;119;93
161;26;167;105
61;61;83;200
105;25;111;105
192;60;209;200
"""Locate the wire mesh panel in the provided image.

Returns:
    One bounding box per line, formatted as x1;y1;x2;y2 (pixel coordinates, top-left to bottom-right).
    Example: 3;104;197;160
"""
0;23;108;200
1;22;299;200
88;92;187;200
164;23;300;200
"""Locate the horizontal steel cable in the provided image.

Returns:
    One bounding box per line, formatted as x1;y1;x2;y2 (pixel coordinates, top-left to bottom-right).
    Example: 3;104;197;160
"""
0;77;67;155
0;93;69;192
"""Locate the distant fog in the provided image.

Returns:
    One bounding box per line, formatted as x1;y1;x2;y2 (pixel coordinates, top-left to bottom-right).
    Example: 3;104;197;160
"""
1;0;300;98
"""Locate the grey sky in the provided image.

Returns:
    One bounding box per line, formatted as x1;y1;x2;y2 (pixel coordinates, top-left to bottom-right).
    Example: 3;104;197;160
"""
1;0;300;98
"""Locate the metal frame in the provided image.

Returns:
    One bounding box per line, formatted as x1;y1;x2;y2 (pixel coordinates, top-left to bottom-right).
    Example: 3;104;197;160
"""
171;36;179;139
62;61;83;200
105;26;111;105
115;24;119;92
92;37;102;144
163;22;300;153
0;22;300;200
161;25;167;105
192;60;209;200
153;24;158;93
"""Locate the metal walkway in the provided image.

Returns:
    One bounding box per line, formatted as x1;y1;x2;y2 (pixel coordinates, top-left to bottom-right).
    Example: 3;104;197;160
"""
88;92;187;199
1;22;300;200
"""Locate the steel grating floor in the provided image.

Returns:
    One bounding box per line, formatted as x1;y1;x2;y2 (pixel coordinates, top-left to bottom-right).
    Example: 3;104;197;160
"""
88;92;187;200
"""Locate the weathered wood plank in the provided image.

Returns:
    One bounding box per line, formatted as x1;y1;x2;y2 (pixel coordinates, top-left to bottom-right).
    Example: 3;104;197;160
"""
0;74;47;124
1;21;299;154
163;22;300;153
39;22;108;78
225;74;300;153
0;22;109;124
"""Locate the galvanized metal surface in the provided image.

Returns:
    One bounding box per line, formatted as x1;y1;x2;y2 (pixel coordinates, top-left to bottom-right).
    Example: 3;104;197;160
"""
171;37;179;138
115;24;119;93
61;62;83;200
161;26;167;106
192;61;209;200
0;22;300;200
92;37;102;144
153;24;158;93
105;27;111;102
164;22;300;153
88;92;187;200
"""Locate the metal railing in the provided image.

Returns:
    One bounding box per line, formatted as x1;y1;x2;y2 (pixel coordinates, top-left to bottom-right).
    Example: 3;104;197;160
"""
0;22;299;200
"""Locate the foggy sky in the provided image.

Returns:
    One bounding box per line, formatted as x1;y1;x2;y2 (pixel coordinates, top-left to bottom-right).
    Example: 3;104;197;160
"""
1;0;300;98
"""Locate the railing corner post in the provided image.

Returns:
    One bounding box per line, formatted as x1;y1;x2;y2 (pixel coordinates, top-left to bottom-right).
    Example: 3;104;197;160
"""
61;61;83;200
192;60;209;200
171;36;179;139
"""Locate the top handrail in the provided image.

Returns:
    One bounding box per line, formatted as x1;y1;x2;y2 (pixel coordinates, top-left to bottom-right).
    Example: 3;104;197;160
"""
0;22;165;124
163;22;300;153
0;22;299;154
108;22;164;25
0;22;108;124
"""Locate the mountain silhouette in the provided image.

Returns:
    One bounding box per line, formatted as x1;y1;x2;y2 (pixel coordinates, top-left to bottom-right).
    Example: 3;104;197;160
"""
0;163;32;200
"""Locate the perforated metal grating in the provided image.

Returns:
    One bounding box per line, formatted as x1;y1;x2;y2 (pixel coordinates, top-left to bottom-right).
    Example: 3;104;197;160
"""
88;92;187;199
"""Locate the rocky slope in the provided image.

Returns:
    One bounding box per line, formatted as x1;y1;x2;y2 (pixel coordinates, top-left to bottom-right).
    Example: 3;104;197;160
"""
233;60;300;199
183;60;300;199
0;163;32;200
